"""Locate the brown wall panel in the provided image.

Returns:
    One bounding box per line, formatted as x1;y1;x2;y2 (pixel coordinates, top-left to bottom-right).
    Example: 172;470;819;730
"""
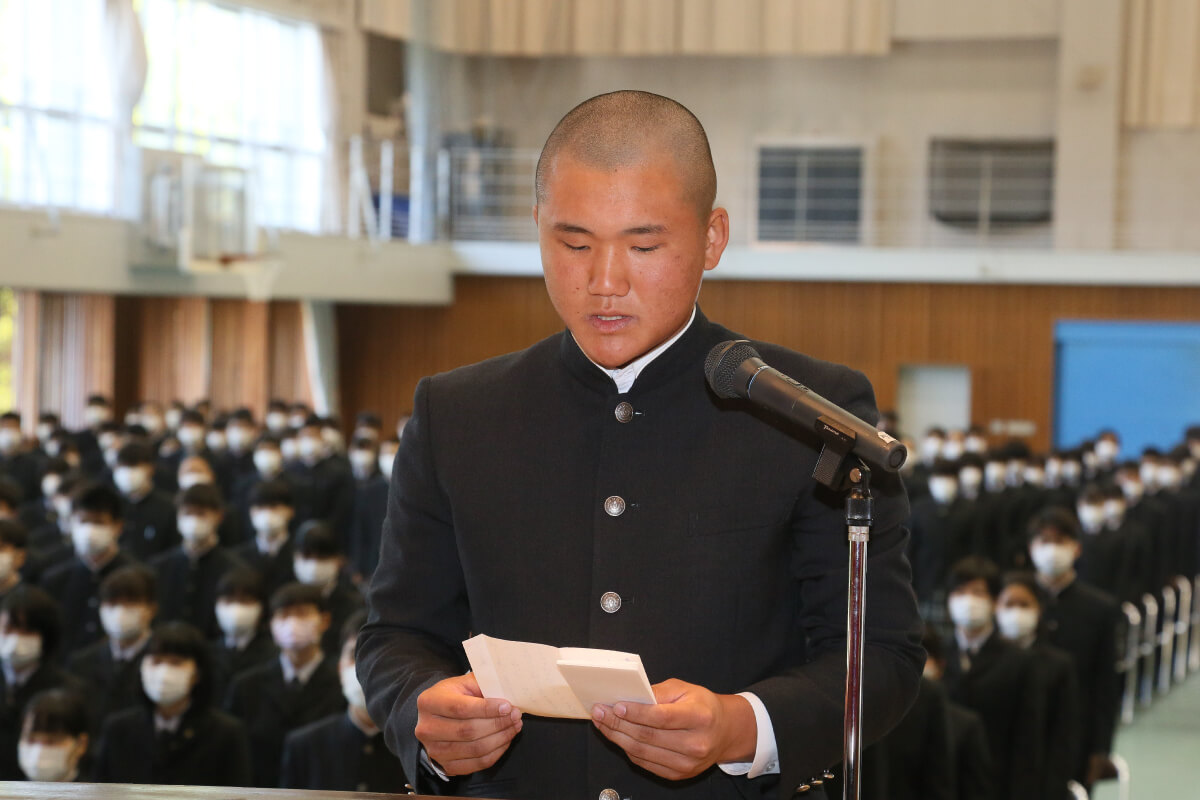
336;277;1200;450
268;302;313;407
210;300;270;417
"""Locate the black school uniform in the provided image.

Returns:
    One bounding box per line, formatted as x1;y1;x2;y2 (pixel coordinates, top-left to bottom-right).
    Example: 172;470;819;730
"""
150;544;249;639
947;702;995;800
1041;578;1122;783
1025;639;1081;800
120;489;180;561
287;456;355;536
943;631;1044;800
349;472;389;580
223;654;345;788
908;496;975;608
0;662;86;779
92;703;252;786
39;550;138;659
281;710;409;792
208;630;278;702
231;538;297;599
875;676;954;800
321;578;365;654
66;636;148;734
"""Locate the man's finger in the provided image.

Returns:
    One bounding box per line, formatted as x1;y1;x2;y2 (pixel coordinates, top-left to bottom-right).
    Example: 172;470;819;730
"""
419;708;521;745
428;718;523;763
592;719;697;775
611;698;704;731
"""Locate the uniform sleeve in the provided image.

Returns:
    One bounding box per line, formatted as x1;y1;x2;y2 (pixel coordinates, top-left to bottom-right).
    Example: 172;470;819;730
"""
745;366;925;791
356;377;471;792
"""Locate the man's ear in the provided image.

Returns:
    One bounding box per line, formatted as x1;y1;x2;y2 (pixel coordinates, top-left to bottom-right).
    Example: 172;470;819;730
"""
533;205;539;227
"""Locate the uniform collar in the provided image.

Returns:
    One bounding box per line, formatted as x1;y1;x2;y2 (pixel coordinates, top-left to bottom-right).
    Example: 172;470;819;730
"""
576;307;697;394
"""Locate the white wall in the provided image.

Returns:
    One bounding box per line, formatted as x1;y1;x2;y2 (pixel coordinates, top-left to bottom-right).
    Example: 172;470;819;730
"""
1118;131;1200;250
457;40;1060;248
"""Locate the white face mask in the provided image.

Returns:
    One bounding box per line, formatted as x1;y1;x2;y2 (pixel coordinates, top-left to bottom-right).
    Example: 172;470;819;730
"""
1061;461;1082;484
948;594;993;631
113;466;151;497
35;423;54;444
41;474;62;500
205;431;227;453
297;436;323;463
177;513;217;545
71;521;116;559
294;557;340;587
289;414;308;430
85;405;111;427
0;633;42;668
250;508;289;538
266;412;288;433
964;436;987;454
349;450;375;477
215;601;262;638
958;467;983;493
928;476;958;505
176;426;204;450
941;440;964;461
271;616;321;651
0;428;21;455
226;426;254;453
178;471;212;490
920;438;943;464
53;498;72;526
141;660;195;706
1023;467;1046;488
1157;465;1182;491
1103;499;1126;528
1095;439;1119;464
253;449;283;476
99;604;149;642
164;409;184;431
18;740;78;782
341;662;366;708
321;428;344;454
1140;462;1158;490
1030;542;1076;578
280;439;298;462
1076;504;1105;534
378;453;396;479
995;606;1039;642
984;463;1007;490
141;415;165;436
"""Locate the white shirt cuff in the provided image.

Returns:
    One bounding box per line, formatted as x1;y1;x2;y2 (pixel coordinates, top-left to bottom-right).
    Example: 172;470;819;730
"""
420;747;450;781
717;691;780;778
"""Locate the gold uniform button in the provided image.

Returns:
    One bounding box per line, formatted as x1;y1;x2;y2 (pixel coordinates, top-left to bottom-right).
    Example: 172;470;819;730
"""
600;592;622;613
614;402;634;423
604;496;626;516
599;789;620;800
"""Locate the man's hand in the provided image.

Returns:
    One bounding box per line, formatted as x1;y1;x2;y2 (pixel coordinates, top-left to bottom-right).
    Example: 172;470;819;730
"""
414;673;523;776
591;678;757;781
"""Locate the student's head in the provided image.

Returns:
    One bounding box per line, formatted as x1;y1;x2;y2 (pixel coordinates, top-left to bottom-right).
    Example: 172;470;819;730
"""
140;622;211;709
205;417;227;454
1026;508;1082;581
175;410;206;453
996;571;1046;644
348;436;379;480
0;585;60;668
946;556;1001;634
0;413;22;455
1095;429;1121;465
265;400;289;433
252;434;284;477
39;457;71;501
0;479;22;520
957;453;984;494
353;412;382;442
927;460;959;505
84;395;112;428
113;442;155;498
320;418;345;456
338;609;368;709
533;91;726;370
69;482;123;561
248;479;294;540
99;565;157;646
296;416;327;465
378;436;400;479
177;454;216;490
215;568;266;640
269;582;330;654
226;409;258;454
1075;484;1107;535
19;689;90;782
294;521;344;588
175;483;224;550
287;403;311;430
1100;483;1127;529
0;519;29;582
138;402;165;437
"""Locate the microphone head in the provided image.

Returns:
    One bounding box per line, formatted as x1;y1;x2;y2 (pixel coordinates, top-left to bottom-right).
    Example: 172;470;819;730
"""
704;340;761;399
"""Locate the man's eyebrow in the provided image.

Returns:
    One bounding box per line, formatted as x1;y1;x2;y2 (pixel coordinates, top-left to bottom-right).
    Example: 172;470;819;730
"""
623;224;667;236
553;223;592;234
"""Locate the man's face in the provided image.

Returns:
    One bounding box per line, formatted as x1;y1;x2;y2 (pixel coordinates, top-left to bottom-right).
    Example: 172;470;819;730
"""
535;154;728;369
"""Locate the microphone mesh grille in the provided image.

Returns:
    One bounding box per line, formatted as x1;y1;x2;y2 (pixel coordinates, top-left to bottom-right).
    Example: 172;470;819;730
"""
704;340;761;399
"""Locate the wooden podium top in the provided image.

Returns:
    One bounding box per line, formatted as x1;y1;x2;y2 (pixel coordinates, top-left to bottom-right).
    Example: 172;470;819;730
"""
0;783;470;800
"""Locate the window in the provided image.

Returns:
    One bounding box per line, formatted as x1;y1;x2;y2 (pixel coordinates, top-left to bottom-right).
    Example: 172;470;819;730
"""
928;139;1054;229
756;145;865;244
0;0;118;213
134;0;330;233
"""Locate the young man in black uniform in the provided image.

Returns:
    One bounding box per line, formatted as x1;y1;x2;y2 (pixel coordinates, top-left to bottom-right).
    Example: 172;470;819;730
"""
281;609;408;792
291;521;363;655
207;567;277;700
113;442;179;560
232;479;298;598
224;582;344;787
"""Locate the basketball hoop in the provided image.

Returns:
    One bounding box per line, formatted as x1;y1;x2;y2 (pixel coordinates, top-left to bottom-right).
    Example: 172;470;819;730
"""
187;252;282;302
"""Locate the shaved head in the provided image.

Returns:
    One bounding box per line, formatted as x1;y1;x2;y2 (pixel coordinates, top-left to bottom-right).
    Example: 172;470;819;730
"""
535;90;717;218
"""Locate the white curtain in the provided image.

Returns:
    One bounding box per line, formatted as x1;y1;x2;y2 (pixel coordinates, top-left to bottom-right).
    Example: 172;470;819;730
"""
103;0;148;216
300;300;340;418
319;27;346;234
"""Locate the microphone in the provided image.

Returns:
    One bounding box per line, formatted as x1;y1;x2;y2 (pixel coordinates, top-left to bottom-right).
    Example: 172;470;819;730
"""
704;340;907;474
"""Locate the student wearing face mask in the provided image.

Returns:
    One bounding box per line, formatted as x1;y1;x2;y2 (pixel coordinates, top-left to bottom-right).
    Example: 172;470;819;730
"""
232;479;299;598
293;522;363;655
287;416;355;537
232;436;312;535
921;628;994;800
941;556;1044;800
1113;461;1171;595
21;457;68;539
0;585;85;779
264;400;289;436
1026;508;1122;789
995;572;1080;800
40;482;140;659
177;455;244;547
224;582;345;787
281;609;409;792
1073;485;1144;603
0;520;28;605
22;474;80;585
75;395;113;477
17;688;91;782
0;413;40;506
150;485;249;640
92;621;252;786
223;409;261;488
66;566;158;733
113;442;180;561
348;436;389;585
208;568;278;700
907;460;972;634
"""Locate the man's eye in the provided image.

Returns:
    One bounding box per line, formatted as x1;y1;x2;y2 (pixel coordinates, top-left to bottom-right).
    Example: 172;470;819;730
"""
563;242;588;252
632;246;660;253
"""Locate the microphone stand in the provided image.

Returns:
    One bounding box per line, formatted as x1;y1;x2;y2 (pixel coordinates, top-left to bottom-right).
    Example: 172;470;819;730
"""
808;417;873;800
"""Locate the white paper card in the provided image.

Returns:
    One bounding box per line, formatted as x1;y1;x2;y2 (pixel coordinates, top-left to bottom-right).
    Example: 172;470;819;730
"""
463;634;656;719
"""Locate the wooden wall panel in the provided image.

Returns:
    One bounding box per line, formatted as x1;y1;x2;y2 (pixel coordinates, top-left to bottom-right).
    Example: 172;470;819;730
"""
131;297;210;406
210;300;270;416
268;302;314;407
336;276;1200;451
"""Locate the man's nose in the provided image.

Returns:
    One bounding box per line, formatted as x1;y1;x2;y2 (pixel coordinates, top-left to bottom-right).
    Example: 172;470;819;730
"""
587;246;630;297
